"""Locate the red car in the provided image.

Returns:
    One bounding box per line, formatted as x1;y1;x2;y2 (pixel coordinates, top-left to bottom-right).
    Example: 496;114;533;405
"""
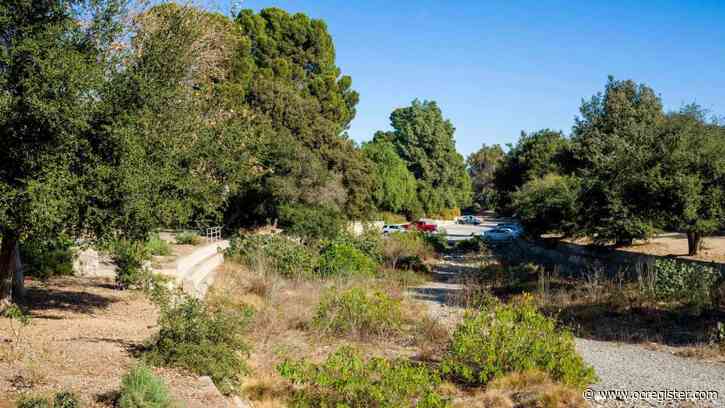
404;220;438;233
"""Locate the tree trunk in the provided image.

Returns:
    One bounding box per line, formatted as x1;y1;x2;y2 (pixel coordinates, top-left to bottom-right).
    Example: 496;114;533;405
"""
0;233;19;312
687;232;702;256
12;243;24;299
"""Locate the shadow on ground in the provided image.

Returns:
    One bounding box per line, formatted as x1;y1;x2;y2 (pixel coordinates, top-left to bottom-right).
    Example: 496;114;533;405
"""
20;279;119;317
551;302;725;346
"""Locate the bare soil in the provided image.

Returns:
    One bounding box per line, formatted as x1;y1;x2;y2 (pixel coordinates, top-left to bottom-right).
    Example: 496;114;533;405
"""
567;233;725;263
0;276;231;407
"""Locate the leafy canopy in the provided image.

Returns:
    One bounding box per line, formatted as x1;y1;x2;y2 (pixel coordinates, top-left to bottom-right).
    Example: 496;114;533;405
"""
379;100;472;216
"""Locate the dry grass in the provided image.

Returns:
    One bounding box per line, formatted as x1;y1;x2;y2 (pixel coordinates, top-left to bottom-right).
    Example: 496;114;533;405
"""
454;370;586;408
206;257;450;405
208;253;595;407
0;276;233;407
461;258;725;358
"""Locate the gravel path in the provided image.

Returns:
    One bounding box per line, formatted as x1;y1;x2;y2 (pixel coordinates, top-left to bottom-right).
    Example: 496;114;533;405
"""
411;255;725;407
578;338;724;407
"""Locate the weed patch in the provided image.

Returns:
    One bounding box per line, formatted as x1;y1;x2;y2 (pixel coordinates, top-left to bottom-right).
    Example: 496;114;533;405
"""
110;239;151;288
651;259;719;310
175;231;202;245
118;365;173;408
16;392;79;408
383;231;434;269
226;235;317;280
146;234;172;256
312;287;403;338
145;296;252;394
318;241;378;278
441;296;596;388
277;346;448;408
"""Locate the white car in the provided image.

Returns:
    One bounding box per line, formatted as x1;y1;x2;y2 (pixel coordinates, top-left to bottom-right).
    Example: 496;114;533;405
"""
482;228;515;242
457;215;481;225
382;224;406;234
497;223;524;237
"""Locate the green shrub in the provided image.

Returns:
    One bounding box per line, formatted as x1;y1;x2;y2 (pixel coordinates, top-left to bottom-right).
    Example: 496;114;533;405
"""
344;228;385;262
16;392;79;408
397;255;430;274
52;392;79;408
146;234;172;256
378;267;429;288
225;234;317;279
424;232;448;253
454;237;486;253
505;263;542;288
380;211;408;224
313;287;403;338
20;235;76;280
17;397;50;408
318;241;378;278
118;365;173;408
383;231;434;269
277;346;448;408
278;204;346;243
652;259;719;309
110;239;151;288
511;174;580;238
427;208;461;220
175;231;201;245
145;296;252;394
441;296;596;388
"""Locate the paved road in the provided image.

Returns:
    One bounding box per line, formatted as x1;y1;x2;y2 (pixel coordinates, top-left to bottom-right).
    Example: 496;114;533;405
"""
442;224;489;241
428;215;508;241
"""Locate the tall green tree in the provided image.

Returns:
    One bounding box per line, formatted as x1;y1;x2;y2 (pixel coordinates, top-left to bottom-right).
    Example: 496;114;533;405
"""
656;105;725;255
511;174;580;238
362;139;418;215
467;144;504;211
380;100;471;215
91;4;262;240
229;7;374;226
571;77;665;245
493;129;570;214
0;0;125;308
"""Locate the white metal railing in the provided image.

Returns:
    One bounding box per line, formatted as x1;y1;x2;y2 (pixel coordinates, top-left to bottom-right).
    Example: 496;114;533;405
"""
204;226;222;242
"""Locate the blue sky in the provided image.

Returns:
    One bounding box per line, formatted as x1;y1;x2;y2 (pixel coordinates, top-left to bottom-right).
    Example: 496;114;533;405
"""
202;0;725;156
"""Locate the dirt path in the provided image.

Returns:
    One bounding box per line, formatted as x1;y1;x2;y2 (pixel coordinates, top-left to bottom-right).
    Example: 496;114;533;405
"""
0;277;233;407
411;255;725;407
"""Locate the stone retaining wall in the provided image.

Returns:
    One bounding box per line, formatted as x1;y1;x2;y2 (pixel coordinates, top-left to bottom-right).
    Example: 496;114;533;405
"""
499;238;725;279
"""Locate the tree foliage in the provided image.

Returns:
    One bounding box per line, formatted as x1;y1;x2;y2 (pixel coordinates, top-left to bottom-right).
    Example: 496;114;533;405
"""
0;0;126;306
511;174;580;238
380;100;472;216
500;77;724;254
570;77;664;244
95;4;262;240
362;139;418;215
467;144;504;211
228;7;374;226
494;129;570;214
655;106;725;254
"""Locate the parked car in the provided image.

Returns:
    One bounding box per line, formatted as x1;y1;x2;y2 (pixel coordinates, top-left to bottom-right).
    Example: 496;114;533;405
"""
382;224;406;234
497;223;524;237
482;228;515;242
457;215;481;225
404;220;438;233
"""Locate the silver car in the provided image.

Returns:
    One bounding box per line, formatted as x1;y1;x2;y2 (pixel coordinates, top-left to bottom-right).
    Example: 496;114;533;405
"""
482;228;515;242
382;224;406;234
